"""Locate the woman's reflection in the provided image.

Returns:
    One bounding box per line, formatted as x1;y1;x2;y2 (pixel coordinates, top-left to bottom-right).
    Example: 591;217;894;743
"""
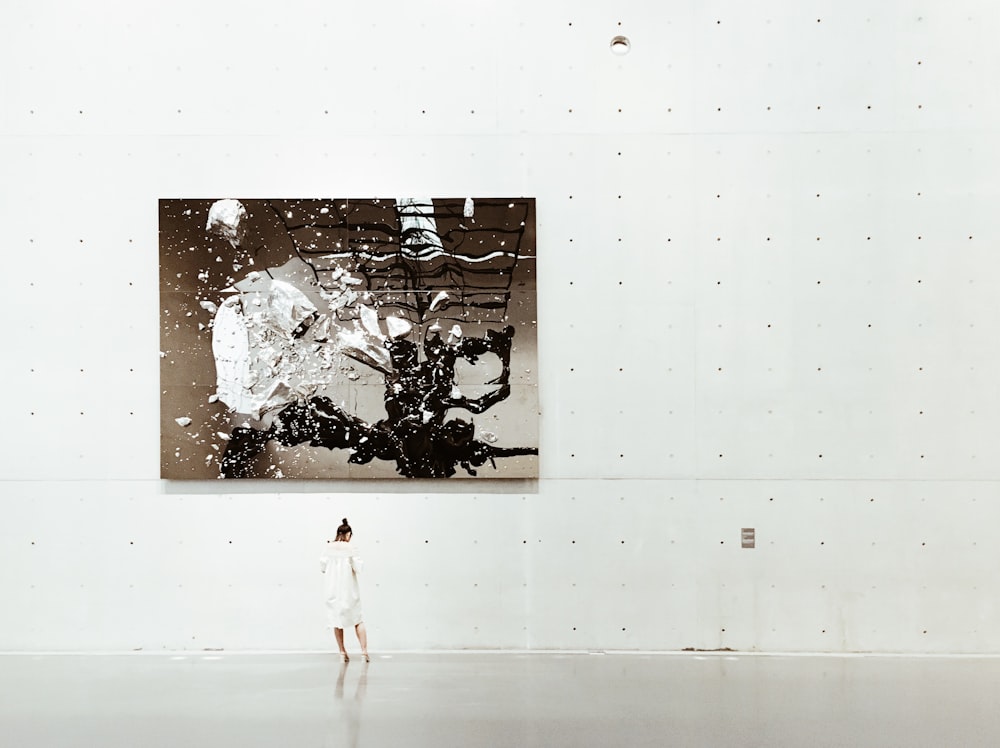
333;658;368;748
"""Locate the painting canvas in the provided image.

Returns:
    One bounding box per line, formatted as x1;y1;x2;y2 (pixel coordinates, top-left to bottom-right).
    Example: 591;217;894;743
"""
160;198;538;479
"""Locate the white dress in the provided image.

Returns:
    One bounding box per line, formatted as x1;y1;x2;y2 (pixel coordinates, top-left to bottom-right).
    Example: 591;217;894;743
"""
319;541;364;629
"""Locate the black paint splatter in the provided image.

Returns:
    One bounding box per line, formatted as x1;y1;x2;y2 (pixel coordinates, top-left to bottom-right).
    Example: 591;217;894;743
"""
220;325;536;478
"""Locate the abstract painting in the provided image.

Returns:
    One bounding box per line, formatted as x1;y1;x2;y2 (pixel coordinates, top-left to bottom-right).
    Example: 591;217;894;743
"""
160;198;538;479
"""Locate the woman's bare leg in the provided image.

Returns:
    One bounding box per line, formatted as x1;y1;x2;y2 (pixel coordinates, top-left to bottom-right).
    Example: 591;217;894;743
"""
355;623;368;660
334;627;348;660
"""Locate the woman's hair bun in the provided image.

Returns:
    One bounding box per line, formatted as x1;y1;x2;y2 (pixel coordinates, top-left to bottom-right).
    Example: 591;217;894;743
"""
342;518;349;524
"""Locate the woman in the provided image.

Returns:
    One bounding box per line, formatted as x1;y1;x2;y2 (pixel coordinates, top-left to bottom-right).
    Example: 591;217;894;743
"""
320;518;369;662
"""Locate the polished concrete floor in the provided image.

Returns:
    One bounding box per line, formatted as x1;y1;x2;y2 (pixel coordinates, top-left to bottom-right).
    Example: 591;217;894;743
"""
2;652;1000;747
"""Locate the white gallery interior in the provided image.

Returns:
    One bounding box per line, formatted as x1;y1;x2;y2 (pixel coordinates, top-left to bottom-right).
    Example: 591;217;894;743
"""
3;0;1000;656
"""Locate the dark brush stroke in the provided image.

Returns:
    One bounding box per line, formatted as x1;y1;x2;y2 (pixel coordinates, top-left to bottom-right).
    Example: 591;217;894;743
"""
219;325;535;479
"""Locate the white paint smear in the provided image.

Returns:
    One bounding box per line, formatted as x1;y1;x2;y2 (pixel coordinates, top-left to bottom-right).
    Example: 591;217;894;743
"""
429;291;449;312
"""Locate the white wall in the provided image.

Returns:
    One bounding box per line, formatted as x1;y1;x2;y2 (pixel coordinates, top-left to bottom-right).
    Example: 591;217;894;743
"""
2;0;1000;652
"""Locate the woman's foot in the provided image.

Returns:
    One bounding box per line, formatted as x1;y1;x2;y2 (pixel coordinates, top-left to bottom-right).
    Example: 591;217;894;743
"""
341;653;350;663
363;652;370;663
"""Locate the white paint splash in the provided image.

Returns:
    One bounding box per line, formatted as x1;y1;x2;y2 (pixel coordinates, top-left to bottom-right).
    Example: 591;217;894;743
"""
386;316;412;339
210;278;324;418
359;305;385;340
206;199;247;247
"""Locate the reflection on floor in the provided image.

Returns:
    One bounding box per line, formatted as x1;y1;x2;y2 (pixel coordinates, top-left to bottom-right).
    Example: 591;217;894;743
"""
2;652;999;747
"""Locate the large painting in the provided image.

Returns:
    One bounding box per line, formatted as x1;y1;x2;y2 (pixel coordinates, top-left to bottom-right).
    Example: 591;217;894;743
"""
160;198;538;479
